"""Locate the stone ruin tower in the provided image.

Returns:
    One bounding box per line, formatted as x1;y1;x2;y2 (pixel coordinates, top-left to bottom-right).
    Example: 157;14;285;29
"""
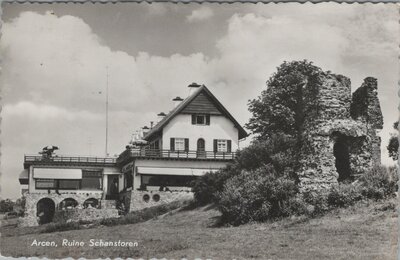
297;74;383;194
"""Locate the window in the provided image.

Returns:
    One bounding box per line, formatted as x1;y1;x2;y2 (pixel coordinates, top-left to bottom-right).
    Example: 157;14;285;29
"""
36;179;56;189
175;138;185;151
141;175;197;188
217;140;227;152
196;115;205;125
58;180;80;190
192;114;210;125
214;139;232;153
81;170;102;190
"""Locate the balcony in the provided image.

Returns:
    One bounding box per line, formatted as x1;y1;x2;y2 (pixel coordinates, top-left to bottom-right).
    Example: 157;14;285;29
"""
24;155;117;168
117;148;236;165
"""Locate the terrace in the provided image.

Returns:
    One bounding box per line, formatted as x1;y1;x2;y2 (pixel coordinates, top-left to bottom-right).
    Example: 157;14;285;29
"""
117;148;237;166
24;155;117;169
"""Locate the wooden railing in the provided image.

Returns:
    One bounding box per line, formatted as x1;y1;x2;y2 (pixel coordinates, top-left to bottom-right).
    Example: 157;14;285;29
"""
117;148;236;163
24;155;117;165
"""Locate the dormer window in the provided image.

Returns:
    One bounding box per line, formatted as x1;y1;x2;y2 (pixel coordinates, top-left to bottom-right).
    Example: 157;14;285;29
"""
192;114;210;125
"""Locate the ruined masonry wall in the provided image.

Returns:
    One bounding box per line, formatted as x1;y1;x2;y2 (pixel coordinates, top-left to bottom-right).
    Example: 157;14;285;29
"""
298;74;383;194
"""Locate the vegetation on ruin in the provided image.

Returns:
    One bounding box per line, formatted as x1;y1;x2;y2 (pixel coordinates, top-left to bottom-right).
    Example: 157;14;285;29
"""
387;121;399;161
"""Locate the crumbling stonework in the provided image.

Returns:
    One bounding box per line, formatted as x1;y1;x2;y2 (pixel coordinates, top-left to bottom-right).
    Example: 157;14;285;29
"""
298;74;383;194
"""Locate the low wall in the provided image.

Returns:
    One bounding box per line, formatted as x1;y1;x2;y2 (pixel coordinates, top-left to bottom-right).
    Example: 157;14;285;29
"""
53;207;119;223
128;190;194;212
19;192;118;227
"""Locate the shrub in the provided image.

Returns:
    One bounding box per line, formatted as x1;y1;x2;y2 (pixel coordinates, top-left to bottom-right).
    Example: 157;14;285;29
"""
236;135;296;173
359;166;398;200
327;183;363;208
217;167;299;225
301;191;329;216
192;164;240;205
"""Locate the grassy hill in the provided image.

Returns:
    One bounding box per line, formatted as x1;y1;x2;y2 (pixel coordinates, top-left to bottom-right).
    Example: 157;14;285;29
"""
0;199;398;259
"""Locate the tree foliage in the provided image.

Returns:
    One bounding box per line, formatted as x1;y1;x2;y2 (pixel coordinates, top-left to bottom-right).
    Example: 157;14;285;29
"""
387;121;399;161
246;60;322;140
0;199;15;213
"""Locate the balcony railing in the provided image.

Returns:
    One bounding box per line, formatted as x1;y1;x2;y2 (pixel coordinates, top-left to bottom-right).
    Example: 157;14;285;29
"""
24;155;117;167
117;148;236;164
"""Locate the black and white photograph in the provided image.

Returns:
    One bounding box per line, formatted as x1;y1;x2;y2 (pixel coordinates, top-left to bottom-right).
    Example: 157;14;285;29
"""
0;1;398;259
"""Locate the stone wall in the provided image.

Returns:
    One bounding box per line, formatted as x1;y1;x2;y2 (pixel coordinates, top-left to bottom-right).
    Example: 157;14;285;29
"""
19;192;118;227
350;77;384;129
126;190;193;212
298;73;383;194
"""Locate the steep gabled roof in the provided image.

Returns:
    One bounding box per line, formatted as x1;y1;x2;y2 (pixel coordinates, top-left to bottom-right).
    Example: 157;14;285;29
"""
144;85;248;141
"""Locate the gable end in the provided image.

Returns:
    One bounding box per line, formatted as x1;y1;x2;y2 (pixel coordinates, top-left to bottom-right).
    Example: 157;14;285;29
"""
181;92;222;115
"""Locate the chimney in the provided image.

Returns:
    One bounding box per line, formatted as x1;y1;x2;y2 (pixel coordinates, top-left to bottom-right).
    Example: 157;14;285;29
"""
150;121;154;129
142;126;150;135
172;96;184;108
188;82;201;95
157;112;167;123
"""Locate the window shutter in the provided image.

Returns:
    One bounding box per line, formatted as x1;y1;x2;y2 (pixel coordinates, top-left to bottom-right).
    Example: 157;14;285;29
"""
213;139;218;152
227;140;232;153
191;115;196;125
170;138;175;151
184;138;189;151
206;114;210;125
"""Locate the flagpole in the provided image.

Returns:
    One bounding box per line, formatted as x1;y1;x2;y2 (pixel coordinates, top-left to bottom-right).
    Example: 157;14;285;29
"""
105;66;109;157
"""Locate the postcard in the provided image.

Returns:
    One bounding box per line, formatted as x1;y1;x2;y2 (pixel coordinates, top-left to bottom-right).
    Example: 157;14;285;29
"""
0;1;398;259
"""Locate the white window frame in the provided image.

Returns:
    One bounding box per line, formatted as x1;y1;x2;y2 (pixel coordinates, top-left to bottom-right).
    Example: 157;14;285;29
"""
175;138;185;151
217;139;228;152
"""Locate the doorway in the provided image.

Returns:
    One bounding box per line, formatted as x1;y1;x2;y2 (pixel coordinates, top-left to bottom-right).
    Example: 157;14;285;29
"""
106;175;119;200
333;134;352;182
197;138;205;158
36;198;55;225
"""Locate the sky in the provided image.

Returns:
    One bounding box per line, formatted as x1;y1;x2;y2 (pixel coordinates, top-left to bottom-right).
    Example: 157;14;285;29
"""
0;3;398;199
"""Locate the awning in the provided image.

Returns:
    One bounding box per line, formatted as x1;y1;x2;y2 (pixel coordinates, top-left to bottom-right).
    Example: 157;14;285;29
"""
33;168;82;179
19;169;29;184
136;167;219;176
19;169;28;179
103;167;121;175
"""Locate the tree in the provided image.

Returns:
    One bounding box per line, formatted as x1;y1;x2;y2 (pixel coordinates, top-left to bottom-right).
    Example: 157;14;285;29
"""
246;60;322;140
245;60;323;177
0;199;14;213
388;121;399;161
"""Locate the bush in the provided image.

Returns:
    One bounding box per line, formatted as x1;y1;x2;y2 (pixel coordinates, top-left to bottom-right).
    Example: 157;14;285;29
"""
236;135;296;174
192;164;240;205
327;183;363;208
301;191;329;216
359;166;398;200
217;167;299;225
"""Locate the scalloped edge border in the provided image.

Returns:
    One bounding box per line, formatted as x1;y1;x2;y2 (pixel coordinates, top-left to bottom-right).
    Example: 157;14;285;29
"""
1;0;400;3
0;1;398;260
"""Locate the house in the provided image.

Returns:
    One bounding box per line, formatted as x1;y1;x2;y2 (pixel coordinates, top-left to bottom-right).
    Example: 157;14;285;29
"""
18;83;248;226
117;83;248;211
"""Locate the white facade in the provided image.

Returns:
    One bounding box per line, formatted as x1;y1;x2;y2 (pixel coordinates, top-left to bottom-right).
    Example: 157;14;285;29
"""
162;114;239;151
130;159;229;190
27;166;122;198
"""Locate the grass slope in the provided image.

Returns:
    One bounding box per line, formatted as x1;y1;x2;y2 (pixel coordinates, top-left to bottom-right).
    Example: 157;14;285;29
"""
0;199;398;259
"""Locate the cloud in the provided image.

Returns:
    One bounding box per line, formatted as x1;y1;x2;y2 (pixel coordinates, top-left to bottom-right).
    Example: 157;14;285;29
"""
186;7;214;22
2;101;102;121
